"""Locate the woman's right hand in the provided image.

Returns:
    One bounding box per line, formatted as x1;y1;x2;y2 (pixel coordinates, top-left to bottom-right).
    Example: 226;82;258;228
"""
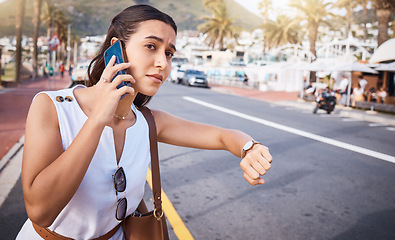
90;55;135;125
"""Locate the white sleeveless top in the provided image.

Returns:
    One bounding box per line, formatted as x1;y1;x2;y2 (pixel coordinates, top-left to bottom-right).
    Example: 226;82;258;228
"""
17;85;151;240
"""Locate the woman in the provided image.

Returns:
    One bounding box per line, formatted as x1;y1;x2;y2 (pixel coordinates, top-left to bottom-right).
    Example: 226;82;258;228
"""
17;5;272;239
352;83;364;106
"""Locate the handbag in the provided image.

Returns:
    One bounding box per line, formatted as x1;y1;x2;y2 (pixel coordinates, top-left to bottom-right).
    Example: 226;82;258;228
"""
122;106;170;240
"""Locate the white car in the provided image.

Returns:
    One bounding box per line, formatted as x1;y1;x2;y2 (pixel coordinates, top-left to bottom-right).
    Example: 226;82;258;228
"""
71;62;90;84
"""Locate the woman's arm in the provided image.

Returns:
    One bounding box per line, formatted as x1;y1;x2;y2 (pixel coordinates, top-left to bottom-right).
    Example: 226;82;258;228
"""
22;93;106;227
153;109;272;186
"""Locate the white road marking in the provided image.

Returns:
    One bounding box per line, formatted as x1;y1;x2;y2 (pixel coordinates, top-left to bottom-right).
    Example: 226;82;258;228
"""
369;123;389;127
342;118;361;122
386;127;395;131
183;96;395;164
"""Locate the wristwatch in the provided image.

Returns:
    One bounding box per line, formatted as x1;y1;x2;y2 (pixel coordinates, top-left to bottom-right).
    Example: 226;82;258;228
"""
241;140;261;158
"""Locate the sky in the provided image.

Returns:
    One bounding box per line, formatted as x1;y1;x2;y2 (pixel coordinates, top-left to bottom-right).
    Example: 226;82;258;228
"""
233;0;346;19
3;0;345;19
233;0;264;15
233;0;294;19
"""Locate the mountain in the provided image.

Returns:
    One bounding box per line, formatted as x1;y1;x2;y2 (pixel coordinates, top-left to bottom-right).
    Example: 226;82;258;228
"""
0;0;263;38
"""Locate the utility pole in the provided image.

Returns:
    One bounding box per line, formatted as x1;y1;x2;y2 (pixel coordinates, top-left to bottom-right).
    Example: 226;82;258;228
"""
66;24;71;71
73;41;78;65
15;0;26;84
51;2;56;90
0;46;3;83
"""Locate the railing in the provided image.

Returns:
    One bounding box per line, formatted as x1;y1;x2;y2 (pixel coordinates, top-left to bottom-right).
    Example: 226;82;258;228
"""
207;75;260;90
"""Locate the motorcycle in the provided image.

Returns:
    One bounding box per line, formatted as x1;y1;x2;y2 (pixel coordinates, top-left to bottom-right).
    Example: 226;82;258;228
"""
313;89;336;114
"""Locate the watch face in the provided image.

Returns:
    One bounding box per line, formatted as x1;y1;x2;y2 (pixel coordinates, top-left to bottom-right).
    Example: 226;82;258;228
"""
244;140;253;150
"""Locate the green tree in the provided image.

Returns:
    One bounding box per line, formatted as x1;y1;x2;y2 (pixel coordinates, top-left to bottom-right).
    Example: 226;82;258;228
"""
374;0;395;46
15;0;26;83
261;14;303;50
32;0;43;79
289;0;334;57
198;0;240;50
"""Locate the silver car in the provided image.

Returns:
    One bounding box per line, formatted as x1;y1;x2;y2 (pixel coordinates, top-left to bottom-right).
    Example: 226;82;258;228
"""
181;69;208;87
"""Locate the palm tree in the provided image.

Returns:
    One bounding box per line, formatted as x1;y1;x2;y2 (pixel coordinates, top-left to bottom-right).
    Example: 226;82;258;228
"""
41;0;69;63
15;0;26;84
289;0;334;57
261;14;303;50
258;0;273;53
203;0;222;9
42;0;68;41
258;0;273;23
32;0;43;79
198;0;240;50
335;0;359;37
374;0;395;46
357;0;370;40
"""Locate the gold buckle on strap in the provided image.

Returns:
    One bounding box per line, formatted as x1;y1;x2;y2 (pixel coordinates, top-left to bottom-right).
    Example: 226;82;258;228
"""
153;208;164;221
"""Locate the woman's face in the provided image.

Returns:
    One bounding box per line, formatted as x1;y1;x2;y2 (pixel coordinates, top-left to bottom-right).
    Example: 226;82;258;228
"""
123;20;176;96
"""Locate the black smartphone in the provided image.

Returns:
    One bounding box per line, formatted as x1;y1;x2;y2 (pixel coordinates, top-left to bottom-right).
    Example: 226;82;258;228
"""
103;40;131;91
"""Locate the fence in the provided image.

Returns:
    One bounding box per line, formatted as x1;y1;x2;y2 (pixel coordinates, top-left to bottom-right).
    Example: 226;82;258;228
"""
207;75;261;90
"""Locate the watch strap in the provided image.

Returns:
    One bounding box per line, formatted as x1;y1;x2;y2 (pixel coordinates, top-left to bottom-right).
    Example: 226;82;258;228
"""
241;140;261;158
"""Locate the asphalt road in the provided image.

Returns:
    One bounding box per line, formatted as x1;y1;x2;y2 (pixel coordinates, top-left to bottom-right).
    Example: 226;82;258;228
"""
1;82;395;239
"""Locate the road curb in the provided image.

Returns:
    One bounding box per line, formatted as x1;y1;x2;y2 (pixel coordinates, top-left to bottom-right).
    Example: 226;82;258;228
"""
339;109;395;126
0;136;24;207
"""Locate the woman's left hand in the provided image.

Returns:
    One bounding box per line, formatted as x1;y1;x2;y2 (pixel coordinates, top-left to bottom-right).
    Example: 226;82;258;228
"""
240;144;272;185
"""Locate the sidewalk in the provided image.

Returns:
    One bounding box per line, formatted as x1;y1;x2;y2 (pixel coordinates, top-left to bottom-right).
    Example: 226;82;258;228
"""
0;74;72;160
210;84;395;127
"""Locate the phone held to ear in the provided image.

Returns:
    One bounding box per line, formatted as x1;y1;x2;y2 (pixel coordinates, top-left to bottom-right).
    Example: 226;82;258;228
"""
103;40;131;98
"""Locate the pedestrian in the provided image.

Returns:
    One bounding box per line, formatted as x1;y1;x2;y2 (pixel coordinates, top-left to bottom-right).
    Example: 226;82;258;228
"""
367;87;377;102
16;5;272;240
358;75;367;91
352;83;364;106
68;61;73;76
59;62;65;78
243;73;249;86
377;86;387;103
338;75;349;105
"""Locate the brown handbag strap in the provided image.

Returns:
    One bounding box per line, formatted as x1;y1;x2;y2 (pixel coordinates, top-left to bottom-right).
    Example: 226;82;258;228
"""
32;222;120;240
138;106;163;216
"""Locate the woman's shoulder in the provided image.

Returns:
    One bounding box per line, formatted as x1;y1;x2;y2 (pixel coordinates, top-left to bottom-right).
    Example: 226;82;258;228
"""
150;108;172;120
29;86;84;121
27;91;59;128
37;85;86;100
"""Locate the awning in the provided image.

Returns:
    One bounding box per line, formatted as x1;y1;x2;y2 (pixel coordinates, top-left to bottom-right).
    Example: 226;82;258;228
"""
375;62;395;72
369;38;395;63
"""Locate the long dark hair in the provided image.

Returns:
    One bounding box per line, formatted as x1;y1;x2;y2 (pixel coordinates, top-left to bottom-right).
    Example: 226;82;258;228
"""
87;4;177;107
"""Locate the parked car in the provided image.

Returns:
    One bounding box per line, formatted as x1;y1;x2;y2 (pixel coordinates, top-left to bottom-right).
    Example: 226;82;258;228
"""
169;68;185;84
172;57;188;66
180;69;208;87
71;62;90;85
